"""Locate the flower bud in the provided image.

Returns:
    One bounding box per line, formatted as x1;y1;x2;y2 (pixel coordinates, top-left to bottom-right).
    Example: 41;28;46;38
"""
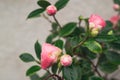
90;28;99;37
89;14;106;30
113;4;120;11
41;43;62;69
108;30;113;35
60;54;72;67
110;15;120;25
46;5;57;16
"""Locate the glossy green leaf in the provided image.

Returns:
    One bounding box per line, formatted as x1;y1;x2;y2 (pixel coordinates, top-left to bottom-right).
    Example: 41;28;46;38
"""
59;22;77;37
27;8;45;19
105;51;120;65
34;41;41;60
95;35;117;42
83;40;102;54
100;21;113;35
26;65;41;76
65;36;81;55
80;59;92;74
109;42;120;51
89;76;104;80
95;35;120;42
81;47;97;60
51;22;58;32
68;27;83;37
55;0;69;11
30;74;41;80
37;0;51;9
98;54;118;73
54;39;64;49
51;63;58;74
62;64;81;80
46;34;57;43
113;0;120;5
40;72;49;80
19;53;35;62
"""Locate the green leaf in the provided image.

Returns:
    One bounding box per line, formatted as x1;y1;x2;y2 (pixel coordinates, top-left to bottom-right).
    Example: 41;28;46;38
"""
55;0;69;11
19;53;35;62
51;22;58;32
81;47;97;60
34;41;41;60
59;22;77;37
109;42;120;51
89;76;104;80
68;27;84;37
98;54;118;73
65;36;81;55
113;0;120;5
51;63;58;74
95;35;117;42
54;39;64;49
30;74;41;80
83;40;102;54
27;8;45;19
105;51;120;65
62;64;81;80
100;21;113;35
37;0;51;9
40;72;49;80
95;35;120;42
46;34;57;43
80;59;92;74
114;35;120;42
26;65;41;76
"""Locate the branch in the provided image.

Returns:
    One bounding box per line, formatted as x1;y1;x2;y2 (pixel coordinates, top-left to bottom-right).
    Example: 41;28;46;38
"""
85;56;102;77
44;74;64;80
42;14;53;23
53;15;62;29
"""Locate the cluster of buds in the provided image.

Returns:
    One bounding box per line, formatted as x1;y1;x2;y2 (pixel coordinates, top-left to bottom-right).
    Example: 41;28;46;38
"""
88;14;106;37
109;3;120;28
41;6;107;69
41;43;72;69
110;15;120;25
113;4;120;11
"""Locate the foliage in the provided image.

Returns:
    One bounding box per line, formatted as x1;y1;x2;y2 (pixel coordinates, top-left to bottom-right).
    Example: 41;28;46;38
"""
19;0;120;80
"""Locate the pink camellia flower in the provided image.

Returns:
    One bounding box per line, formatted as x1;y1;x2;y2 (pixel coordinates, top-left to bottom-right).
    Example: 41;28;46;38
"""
60;54;72;67
41;43;62;69
110;15;120;25
89;14;106;30
46;5;57;16
113;4;120;11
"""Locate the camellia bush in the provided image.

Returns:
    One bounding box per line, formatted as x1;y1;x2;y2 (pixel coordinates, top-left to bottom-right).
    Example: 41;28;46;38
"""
19;0;120;80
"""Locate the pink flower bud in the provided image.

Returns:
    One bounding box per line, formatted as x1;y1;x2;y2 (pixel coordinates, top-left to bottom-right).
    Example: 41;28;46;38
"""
60;54;72;67
41;43;62;69
46;5;57;16
113;4;120;11
89;14;106;30
110;15;120;25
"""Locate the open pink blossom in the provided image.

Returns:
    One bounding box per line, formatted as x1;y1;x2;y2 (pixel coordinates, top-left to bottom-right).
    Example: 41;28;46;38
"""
60;54;72;67
41;43;62;69
89;14;106;30
113;4;120;10
46;5;57;16
110;15;120;25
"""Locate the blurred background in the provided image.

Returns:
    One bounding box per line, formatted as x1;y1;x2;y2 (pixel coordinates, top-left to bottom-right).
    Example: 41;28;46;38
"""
0;0;119;80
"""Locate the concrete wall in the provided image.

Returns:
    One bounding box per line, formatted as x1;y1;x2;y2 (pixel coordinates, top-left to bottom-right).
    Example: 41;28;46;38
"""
0;0;119;80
